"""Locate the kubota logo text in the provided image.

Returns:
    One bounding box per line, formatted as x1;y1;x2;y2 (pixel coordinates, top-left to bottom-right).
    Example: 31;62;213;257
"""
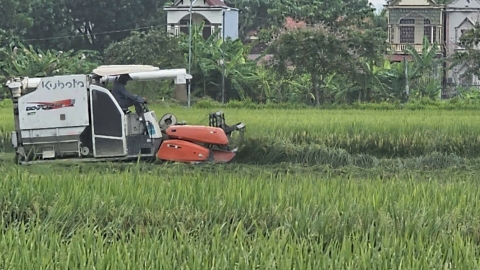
41;79;85;90
26;99;75;111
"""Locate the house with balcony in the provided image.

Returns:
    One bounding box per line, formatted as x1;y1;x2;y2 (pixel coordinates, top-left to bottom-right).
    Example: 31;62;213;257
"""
163;0;239;40
444;0;480;88
384;0;444;62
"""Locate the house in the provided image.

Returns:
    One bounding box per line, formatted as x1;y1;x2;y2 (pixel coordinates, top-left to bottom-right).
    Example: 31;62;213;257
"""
444;0;480;87
384;0;444;62
163;0;239;40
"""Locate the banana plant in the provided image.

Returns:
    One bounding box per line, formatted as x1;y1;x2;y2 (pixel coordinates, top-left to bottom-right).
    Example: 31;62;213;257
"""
0;42;99;83
380;60;416;102
366;59;392;99
346;58;391;103
404;37;443;99
178;23;260;101
252;65;275;102
178;23;222;96
284;73;313;103
220;40;259;100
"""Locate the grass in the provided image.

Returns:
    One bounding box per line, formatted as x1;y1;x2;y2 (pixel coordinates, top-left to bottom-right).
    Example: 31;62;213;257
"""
3;101;480;268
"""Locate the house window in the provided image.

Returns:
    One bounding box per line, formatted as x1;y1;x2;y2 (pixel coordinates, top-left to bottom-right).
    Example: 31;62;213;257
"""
423;19;437;43
202;24;212;39
459;29;469;47
424;28;437;43
400;19;415;24
400;18;415;44
178;18;212;40
400;26;415;43
179;19;189;35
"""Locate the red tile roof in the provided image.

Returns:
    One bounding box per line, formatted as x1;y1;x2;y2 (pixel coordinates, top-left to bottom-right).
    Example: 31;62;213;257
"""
172;0;227;7
206;0;227;6
245;17;307;39
284;17;307;29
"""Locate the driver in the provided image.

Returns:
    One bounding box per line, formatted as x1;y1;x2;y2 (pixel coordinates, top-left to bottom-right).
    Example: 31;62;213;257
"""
112;74;147;117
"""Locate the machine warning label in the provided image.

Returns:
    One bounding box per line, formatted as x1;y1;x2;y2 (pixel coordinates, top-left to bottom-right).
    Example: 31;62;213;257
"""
26;99;75;111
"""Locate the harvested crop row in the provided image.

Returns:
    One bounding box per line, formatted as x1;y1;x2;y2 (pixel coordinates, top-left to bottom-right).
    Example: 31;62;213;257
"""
235;138;469;169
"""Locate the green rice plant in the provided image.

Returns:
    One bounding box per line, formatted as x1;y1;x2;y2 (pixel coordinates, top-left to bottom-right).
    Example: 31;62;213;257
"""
2;103;480;159
1;163;480;268
0;126;12;152
147;107;480;158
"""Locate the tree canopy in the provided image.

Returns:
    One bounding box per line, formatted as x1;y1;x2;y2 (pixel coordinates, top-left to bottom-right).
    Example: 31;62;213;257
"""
0;0;466;105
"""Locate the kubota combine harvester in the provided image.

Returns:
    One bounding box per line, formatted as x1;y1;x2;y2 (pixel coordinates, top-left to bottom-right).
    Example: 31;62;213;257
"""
4;65;245;164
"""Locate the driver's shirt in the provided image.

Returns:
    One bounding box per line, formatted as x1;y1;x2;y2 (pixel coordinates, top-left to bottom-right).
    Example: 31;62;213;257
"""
111;82;145;108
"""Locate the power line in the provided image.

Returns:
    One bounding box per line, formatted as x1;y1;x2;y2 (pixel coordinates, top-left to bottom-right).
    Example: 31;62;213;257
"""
22;24;168;42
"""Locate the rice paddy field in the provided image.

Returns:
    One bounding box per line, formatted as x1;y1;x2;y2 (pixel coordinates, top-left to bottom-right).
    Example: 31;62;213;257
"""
2;101;480;268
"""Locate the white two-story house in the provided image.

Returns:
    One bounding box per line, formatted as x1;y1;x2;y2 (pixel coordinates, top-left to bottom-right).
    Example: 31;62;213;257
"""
445;0;480;87
384;0;444;62
164;0;239;40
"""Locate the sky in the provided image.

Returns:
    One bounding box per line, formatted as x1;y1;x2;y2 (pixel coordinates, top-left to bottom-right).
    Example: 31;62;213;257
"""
370;0;386;11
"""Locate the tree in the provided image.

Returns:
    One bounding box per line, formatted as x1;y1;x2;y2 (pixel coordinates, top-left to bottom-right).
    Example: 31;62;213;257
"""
0;0;34;45
268;24;354;105
266;0;376;30
0;0;171;53
259;0;388;105
267;13;387;105
64;0;167;52
224;0;276;40
104;27;184;68
20;0;77;51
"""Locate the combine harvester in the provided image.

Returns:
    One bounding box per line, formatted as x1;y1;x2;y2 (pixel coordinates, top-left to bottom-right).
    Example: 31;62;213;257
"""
4;65;245;164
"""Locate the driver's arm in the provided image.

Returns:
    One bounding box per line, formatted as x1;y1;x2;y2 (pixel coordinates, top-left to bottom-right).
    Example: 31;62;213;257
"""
119;84;145;103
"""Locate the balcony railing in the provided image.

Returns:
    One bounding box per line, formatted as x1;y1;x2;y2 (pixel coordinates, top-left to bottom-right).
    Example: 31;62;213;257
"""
389;44;442;54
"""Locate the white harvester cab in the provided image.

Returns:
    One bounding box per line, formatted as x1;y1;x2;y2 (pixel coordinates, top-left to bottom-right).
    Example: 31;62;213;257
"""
5;65;245;164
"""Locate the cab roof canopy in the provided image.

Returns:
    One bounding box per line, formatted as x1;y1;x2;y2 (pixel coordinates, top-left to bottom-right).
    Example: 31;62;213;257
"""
92;65;160;77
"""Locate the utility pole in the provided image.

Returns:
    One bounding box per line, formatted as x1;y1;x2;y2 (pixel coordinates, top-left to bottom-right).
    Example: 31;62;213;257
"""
405;57;409;101
188;0;198;108
221;10;226;104
221;8;231;104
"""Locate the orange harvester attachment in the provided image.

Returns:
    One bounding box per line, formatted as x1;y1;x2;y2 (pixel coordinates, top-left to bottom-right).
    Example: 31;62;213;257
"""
157;139;211;163
166;125;229;145
156;111;245;164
